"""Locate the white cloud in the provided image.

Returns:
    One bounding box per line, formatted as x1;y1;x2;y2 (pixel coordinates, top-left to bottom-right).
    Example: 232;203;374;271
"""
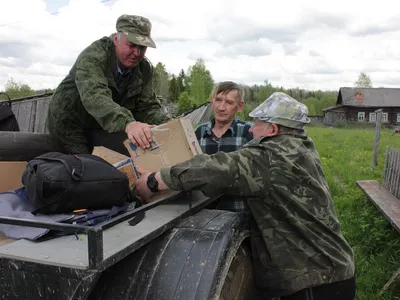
1;0;400;92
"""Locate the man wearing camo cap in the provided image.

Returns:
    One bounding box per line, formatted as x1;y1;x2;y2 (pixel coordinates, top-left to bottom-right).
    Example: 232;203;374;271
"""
135;92;356;300
47;14;169;155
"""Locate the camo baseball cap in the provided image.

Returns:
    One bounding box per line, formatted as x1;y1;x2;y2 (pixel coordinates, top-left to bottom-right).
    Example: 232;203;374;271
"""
249;92;310;129
116;14;156;48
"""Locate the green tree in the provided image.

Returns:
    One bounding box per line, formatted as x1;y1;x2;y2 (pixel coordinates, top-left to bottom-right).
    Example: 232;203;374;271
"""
185;59;214;106
177;69;186;93
1;78;35;100
152;62;170;99
177;91;194;114
354;72;372;88
169;75;181;103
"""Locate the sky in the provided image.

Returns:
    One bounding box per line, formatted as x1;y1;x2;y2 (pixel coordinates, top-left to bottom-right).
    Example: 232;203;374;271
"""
1;0;400;92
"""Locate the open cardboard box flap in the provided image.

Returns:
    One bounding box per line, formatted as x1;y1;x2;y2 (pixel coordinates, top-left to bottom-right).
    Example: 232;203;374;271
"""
0;161;27;193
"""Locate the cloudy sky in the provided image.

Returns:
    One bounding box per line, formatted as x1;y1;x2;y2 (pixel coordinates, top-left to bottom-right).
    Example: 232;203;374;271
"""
1;0;400;92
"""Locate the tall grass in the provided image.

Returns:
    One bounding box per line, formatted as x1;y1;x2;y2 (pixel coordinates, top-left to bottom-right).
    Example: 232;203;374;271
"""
307;126;400;300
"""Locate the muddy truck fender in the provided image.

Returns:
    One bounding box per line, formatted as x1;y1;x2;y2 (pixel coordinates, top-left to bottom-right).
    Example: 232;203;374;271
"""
88;208;257;300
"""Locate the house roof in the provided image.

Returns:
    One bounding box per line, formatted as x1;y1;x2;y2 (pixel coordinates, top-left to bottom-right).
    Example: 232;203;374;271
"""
337;87;400;107
323;104;344;112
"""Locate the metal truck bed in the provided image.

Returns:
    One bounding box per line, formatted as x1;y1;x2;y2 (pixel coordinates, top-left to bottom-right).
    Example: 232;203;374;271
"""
0;190;214;271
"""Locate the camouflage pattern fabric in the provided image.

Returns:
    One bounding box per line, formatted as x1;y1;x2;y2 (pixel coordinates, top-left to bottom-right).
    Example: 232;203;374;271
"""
116;14;156;48
47;36;168;154
249;92;310;129
160;133;355;296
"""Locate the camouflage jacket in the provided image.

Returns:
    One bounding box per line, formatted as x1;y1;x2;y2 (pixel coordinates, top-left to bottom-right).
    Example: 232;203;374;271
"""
48;36;168;133
160;133;355;296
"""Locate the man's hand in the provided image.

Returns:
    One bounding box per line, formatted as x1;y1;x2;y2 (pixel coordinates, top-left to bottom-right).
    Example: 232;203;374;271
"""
125;121;156;149
135;166;155;203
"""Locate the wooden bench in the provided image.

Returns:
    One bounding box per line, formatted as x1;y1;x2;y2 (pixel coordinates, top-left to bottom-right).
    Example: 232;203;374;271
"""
357;147;400;293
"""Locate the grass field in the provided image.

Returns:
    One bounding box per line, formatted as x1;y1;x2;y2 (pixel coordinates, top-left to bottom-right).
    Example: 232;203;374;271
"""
306;126;400;300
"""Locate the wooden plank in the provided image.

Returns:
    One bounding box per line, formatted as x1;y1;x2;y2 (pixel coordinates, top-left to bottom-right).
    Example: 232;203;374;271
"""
356;180;400;233
395;150;400;199
16;101;34;132
388;148;395;192
34;97;51;133
0;190;211;270
28;100;37;132
10;102;20;120
371;109;382;167
382;147;389;190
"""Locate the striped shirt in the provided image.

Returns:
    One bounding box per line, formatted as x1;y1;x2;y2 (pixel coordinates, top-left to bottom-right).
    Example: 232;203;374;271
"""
195;117;253;213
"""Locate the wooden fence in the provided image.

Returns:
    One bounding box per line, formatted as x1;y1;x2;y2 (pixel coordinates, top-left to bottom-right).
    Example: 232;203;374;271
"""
382;147;400;199
9;94;52;133
7;94;213;134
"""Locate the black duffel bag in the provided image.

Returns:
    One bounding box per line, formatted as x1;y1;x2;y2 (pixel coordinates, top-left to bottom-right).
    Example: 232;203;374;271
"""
22;152;132;215
0;100;19;132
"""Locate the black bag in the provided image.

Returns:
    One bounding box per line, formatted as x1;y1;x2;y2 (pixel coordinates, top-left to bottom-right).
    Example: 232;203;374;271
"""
22;152;132;215
0;100;19;132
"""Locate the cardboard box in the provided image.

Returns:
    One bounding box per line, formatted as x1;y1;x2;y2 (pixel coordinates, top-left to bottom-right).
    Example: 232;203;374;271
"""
0;161;27;192
124;118;202;173
92;146;138;186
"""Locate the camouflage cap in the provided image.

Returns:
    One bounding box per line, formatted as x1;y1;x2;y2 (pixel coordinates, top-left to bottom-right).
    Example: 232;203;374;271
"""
116;14;156;48
249;92;310;129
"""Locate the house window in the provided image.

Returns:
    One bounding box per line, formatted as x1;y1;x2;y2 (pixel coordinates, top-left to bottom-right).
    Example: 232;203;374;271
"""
397;113;400;123
369;113;376;122
358;112;365;122
382;113;388;123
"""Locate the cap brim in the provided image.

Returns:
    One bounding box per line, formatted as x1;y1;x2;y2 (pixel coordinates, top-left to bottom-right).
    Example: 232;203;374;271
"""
125;33;156;48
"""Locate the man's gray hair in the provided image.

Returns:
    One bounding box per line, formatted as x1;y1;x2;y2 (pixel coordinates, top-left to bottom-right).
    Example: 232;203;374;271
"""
116;31;124;41
210;81;245;103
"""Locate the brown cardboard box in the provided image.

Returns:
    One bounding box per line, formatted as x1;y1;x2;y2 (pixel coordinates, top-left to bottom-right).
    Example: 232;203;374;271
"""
0;161;27;192
92;146;138;186
124;118;202;173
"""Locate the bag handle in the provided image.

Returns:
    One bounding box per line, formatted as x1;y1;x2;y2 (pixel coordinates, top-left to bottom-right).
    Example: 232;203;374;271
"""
31;154;83;215
35;154;84;181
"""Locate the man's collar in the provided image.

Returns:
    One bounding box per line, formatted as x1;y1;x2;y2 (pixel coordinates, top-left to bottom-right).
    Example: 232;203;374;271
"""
116;60;132;76
203;117;238;137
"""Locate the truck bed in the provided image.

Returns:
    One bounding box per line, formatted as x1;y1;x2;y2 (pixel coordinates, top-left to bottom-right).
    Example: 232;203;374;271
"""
0;190;213;271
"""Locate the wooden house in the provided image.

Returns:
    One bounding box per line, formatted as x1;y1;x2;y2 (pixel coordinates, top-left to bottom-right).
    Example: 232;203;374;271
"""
324;87;400;126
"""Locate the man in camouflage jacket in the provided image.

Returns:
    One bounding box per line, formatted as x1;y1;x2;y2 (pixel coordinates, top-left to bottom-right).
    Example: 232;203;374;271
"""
47;14;169;155
135;92;356;299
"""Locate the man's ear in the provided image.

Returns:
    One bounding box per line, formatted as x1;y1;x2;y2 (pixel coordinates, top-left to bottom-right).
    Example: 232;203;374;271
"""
113;33;118;45
236;100;245;112
270;123;280;136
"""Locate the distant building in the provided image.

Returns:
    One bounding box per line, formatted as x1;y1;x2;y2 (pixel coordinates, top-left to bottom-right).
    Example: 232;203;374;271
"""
324;87;400;126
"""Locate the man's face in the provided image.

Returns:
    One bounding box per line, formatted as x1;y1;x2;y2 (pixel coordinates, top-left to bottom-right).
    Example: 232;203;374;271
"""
114;33;147;68
211;90;244;124
249;120;276;139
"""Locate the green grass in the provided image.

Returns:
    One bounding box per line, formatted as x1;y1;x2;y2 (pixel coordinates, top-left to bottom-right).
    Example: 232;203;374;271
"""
306;126;400;300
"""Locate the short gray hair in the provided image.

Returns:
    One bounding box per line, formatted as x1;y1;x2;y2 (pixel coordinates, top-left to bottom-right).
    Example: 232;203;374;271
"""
210;81;245;103
116;31;124;41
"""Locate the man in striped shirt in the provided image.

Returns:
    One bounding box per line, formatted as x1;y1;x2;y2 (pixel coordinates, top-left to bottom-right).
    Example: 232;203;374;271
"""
195;81;253;213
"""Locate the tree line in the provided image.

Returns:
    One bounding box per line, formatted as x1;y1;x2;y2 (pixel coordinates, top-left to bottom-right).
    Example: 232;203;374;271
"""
153;59;339;119
0;60;374;121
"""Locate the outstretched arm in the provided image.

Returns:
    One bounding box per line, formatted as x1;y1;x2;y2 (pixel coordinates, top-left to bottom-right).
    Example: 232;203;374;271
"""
135;147;267;202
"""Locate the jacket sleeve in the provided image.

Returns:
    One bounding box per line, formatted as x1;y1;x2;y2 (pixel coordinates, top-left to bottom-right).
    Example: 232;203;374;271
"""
159;147;267;197
132;61;170;125
75;48;135;132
